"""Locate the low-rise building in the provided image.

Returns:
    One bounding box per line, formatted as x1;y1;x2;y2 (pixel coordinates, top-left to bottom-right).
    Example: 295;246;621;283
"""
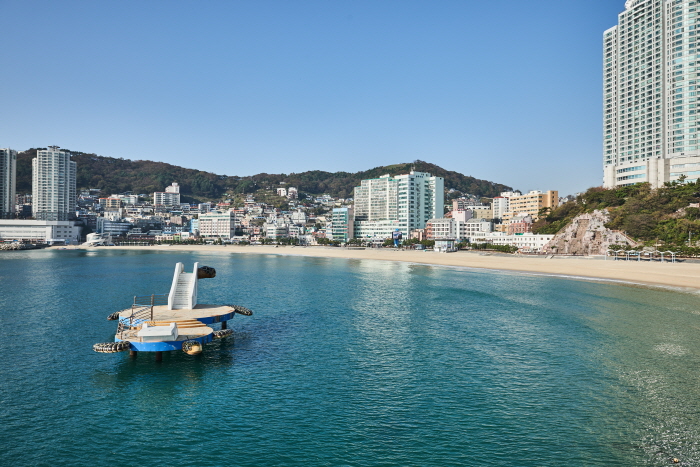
476;232;555;252
0;219;81;244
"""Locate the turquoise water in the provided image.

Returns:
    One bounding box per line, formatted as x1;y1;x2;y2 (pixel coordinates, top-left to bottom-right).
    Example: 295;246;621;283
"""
1;249;699;466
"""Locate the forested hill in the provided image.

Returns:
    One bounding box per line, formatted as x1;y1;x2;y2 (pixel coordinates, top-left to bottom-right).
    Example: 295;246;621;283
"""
15;149;513;201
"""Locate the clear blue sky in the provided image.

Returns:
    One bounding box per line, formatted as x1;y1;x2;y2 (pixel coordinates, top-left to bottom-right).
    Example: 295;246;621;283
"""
0;0;623;196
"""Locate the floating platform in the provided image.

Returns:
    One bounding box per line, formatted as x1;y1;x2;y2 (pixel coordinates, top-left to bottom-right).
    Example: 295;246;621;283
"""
94;262;252;359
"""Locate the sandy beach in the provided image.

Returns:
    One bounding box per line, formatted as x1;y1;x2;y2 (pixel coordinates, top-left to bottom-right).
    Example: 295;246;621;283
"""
77;244;700;292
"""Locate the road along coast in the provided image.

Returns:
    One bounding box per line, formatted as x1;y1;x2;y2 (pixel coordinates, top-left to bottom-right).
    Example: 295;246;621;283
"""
78;244;700;292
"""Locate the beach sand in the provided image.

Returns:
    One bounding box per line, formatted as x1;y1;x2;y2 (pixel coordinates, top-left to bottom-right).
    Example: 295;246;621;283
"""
79;244;700;292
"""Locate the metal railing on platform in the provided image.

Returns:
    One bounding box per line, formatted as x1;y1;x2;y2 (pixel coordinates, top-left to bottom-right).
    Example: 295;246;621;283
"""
116;294;168;340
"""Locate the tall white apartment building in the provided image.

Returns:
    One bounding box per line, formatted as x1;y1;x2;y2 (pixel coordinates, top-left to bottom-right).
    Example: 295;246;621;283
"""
32;146;77;221
0;148;17;218
154;182;181;206
353;171;444;238
604;0;700;188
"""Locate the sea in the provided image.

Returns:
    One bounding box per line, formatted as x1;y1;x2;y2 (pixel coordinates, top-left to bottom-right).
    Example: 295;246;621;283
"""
1;248;699;466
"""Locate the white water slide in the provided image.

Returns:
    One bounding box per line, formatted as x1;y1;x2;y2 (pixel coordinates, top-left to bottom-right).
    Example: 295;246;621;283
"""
168;262;199;310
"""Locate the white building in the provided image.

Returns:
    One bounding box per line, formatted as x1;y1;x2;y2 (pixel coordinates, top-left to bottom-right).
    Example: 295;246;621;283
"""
265;222;288;238
353;171;444;239
477;232;555;252
426;217;457;239
32;146;77;221
0;148;17;218
198;211;238;239
0;219;81;244
427;217;494;242
603;0;700;187
154;182;181;207
492;192;520;220
459;219;494;241
290;209;307;225
276;188;287;197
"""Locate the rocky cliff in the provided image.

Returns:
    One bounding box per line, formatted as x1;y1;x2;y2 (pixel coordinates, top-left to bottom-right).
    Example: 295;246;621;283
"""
542;209;638;255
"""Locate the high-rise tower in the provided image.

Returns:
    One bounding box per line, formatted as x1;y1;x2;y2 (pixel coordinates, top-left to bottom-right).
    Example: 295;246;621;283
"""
604;0;700;188
0;148;17;218
32;146;77;221
353;171;444;239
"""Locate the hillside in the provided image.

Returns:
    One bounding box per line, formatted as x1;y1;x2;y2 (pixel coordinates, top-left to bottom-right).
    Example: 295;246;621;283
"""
15;149;513;202
532;181;700;253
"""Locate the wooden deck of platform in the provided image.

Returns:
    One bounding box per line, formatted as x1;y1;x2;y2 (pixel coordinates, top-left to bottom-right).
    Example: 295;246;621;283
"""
119;304;235;321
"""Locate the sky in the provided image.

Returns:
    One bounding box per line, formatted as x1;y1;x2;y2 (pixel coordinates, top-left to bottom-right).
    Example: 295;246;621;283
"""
0;0;624;196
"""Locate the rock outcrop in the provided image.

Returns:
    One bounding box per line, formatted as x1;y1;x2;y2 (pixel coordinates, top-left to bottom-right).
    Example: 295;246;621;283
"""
0;243;31;251
542;209;638;256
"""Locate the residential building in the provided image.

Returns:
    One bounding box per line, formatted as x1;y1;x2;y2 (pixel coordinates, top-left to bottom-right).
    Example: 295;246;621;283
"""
460;219;494;242
467;206;493;221
265;222;288;239
32;146;77;221
492;192;521;220
99;198;122;210
505;190;558;220
452;198;481;210
276;188;287;197
353;171;444;239
0;148;17;218
426;217;456;240
199;210;238;239
603;0;700;187
331;207;354;243
154;182;181;207
507;214;534;235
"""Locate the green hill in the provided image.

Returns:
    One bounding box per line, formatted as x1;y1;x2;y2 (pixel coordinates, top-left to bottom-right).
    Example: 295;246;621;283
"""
15;149;513;202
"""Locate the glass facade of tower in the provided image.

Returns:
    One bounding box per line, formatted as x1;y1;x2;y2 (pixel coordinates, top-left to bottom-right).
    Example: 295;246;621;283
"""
603;0;700;187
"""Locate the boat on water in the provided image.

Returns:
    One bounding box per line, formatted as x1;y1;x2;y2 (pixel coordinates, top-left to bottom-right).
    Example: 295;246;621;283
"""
94;262;252;360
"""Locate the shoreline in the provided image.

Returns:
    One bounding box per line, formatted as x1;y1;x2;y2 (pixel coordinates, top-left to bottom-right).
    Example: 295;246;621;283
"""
64;244;700;292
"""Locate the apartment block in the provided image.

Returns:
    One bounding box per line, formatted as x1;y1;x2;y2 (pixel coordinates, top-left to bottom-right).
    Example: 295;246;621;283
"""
154;182;181;207
353;171;444;239
505;190;558;220
603;0;700;187
331;207;354;242
32;146;77;221
0;148;17;218
198;210;239;239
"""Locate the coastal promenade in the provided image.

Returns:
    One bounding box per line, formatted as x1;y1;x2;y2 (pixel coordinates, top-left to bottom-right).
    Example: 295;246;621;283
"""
79;245;700;292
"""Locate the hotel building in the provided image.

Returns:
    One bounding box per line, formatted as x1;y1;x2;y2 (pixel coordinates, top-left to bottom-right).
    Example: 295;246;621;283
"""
32;146;77;221
604;0;700;187
0;148;17;218
353;171;444;239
